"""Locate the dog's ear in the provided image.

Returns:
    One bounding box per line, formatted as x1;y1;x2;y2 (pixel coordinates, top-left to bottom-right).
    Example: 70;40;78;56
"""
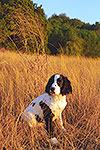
61;77;72;95
45;75;54;94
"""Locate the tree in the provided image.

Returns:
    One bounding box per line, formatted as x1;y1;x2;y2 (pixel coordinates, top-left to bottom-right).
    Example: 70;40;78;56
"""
0;0;48;53
77;30;100;57
48;14;83;55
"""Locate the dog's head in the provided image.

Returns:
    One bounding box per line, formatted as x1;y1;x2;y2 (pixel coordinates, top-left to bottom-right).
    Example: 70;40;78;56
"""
45;74;72;96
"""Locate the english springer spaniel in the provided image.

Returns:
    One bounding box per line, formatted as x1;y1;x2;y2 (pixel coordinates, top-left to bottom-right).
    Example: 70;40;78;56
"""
22;74;72;144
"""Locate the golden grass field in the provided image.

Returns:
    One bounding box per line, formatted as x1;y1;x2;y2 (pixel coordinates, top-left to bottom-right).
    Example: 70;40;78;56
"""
0;49;100;150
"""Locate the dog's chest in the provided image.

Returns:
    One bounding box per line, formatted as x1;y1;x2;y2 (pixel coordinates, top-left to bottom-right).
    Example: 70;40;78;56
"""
49;95;67;116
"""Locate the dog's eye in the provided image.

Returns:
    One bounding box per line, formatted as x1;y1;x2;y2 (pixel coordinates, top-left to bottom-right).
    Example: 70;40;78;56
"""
57;78;61;85
58;79;61;83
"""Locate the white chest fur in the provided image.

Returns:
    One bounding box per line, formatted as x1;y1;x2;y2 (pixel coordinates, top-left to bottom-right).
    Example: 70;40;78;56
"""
48;94;67;119
49;95;67;111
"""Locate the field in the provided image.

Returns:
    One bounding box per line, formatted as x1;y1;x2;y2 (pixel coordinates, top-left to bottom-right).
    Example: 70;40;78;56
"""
0;49;100;150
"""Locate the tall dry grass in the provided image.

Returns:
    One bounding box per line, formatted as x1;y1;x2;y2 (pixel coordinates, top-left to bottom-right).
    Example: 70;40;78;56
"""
0;49;100;150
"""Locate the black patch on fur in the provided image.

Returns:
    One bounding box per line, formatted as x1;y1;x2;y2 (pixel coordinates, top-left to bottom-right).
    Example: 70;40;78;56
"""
39;101;55;138
61;75;72;95
31;103;35;107
35;114;43;122
45;75;55;94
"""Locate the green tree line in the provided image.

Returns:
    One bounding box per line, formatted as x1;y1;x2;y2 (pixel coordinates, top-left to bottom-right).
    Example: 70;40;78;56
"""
0;0;100;57
48;14;100;57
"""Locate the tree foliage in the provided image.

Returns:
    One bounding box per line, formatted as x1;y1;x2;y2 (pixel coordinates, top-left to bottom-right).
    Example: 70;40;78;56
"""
48;14;100;57
0;1;100;57
0;0;48;53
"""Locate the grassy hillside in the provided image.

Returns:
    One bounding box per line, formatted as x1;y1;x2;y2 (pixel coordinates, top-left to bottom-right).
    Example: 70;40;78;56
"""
0;49;100;149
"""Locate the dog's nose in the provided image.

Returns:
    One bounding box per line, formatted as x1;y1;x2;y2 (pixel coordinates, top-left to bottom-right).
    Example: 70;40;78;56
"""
50;87;55;92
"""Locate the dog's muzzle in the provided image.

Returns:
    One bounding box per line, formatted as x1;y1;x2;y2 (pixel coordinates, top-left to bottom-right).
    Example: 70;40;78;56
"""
50;87;55;94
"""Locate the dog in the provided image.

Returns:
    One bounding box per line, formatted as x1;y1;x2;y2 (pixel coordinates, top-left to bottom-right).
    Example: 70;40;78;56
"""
22;74;72;143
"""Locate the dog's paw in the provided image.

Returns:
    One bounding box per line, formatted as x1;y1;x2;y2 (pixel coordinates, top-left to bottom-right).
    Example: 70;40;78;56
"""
62;126;66;132
50;137;59;144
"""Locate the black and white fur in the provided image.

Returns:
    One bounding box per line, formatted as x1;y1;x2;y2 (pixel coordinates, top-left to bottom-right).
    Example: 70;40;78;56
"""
22;74;72;143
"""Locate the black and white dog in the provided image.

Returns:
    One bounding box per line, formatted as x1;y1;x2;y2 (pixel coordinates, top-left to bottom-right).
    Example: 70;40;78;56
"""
22;74;72;143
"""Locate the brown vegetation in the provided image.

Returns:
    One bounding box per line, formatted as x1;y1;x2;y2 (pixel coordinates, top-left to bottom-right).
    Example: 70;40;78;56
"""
0;50;100;149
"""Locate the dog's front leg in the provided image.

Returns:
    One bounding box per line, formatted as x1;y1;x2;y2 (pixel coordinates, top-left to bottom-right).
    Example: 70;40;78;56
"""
59;112;65;130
